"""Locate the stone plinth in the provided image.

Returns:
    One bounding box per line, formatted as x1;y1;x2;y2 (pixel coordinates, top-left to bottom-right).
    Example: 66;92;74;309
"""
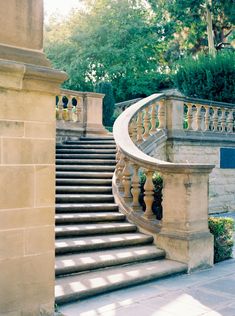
156;168;214;271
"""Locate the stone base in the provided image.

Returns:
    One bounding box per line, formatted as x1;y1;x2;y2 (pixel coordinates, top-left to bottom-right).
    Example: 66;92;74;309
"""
156;231;214;272
85;123;110;137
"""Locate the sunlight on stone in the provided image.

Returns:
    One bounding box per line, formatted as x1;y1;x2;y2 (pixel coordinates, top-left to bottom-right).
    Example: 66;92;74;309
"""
71;281;87;292
59;259;74;267
100;254;116;260
80;257;96;264
91;238;104;243
126;269;142;277
90;277;107;288
107;273;125;283
55;285;65;296
153;294;222;316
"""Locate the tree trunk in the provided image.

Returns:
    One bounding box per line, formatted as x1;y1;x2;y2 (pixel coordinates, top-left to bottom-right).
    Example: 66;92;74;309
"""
206;3;216;56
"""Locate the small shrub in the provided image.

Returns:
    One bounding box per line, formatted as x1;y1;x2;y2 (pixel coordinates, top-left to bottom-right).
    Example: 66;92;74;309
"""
208;217;234;263
139;171;163;220
174;52;235;103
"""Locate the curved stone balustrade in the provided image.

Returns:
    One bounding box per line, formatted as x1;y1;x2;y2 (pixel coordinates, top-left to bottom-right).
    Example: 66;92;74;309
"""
113;92;218;271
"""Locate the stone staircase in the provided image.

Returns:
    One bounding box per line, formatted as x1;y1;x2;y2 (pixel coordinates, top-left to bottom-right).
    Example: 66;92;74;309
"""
55;136;187;305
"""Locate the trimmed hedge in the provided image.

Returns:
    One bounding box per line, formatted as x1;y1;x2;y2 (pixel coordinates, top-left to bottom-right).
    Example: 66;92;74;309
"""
209;217;234;263
174;52;235;103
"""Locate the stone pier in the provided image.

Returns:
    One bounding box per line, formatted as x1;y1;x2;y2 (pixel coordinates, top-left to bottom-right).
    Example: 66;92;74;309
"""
0;1;66;315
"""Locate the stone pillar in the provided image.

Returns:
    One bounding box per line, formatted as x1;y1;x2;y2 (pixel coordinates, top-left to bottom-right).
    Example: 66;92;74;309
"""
157;167;214;272
83;92;109;136
0;1;67;315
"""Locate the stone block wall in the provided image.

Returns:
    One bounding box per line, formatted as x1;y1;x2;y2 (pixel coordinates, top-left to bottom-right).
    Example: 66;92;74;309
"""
0;61;66;315
166;141;235;214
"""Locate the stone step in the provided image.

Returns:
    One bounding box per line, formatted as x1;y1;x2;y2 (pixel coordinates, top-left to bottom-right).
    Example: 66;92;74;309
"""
66;140;116;145
55;245;165;277
56;203;118;213
56;178;112;186
56;149;116;154
55;233;153;255
56;194;114;204
56;144;116;149
79;136;114;141
56;159;116;165
56;165;115;172
56;172;113;179
55;212;125;224
55;222;137;238
56;186;112;194
55;259;187;305
56;154;116;159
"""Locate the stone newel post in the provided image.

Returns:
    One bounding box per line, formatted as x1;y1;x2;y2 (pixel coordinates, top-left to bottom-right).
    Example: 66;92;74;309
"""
0;1;67;315
157;167;214;271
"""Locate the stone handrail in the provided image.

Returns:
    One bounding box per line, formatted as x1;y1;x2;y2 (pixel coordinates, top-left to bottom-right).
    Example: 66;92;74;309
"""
112;91;231;271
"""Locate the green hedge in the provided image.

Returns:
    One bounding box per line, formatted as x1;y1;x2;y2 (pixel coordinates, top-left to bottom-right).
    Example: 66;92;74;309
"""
209;217;234;263
174;52;235;103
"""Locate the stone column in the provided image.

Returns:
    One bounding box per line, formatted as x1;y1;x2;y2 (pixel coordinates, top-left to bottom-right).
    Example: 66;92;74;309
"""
157;167;214;272
0;1;67;315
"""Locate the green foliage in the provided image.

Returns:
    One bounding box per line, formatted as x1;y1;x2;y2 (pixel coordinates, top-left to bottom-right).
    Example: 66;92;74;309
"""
174;52;235;103
208;217;234;263
44;0;174;101
95;82;115;127
139;172;163;220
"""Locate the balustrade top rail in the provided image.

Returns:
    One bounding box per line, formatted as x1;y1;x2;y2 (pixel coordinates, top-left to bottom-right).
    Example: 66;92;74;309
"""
113;92;216;173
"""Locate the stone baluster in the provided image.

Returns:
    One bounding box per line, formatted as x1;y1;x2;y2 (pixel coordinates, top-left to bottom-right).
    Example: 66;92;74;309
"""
67;95;73;121
186;103;193;130
150;102;157;134
131;164;141;210
221;108;227;132
196;104;202;131
117;153;126;193
227;109;234;133
115;150;121;184
158;100;166;129
143;106;150;139
122;157;132;201
136;110;144;144
204;106;210;131
75;97;81;122
130;117;137;143
57;95;64;120
212;107;219;132
143;170;155;219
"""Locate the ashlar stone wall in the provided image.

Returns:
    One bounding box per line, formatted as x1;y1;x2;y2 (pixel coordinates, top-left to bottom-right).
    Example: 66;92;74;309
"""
167;141;235;214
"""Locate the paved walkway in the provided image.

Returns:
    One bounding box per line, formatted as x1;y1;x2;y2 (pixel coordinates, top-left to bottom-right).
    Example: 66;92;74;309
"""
59;214;235;316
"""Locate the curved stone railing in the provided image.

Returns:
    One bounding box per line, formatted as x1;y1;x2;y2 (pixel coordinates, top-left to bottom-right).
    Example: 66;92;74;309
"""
112;91;235;271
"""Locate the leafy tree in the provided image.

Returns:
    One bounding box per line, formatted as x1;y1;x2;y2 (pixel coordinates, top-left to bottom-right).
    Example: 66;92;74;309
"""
147;0;235;65
44;0;172;101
